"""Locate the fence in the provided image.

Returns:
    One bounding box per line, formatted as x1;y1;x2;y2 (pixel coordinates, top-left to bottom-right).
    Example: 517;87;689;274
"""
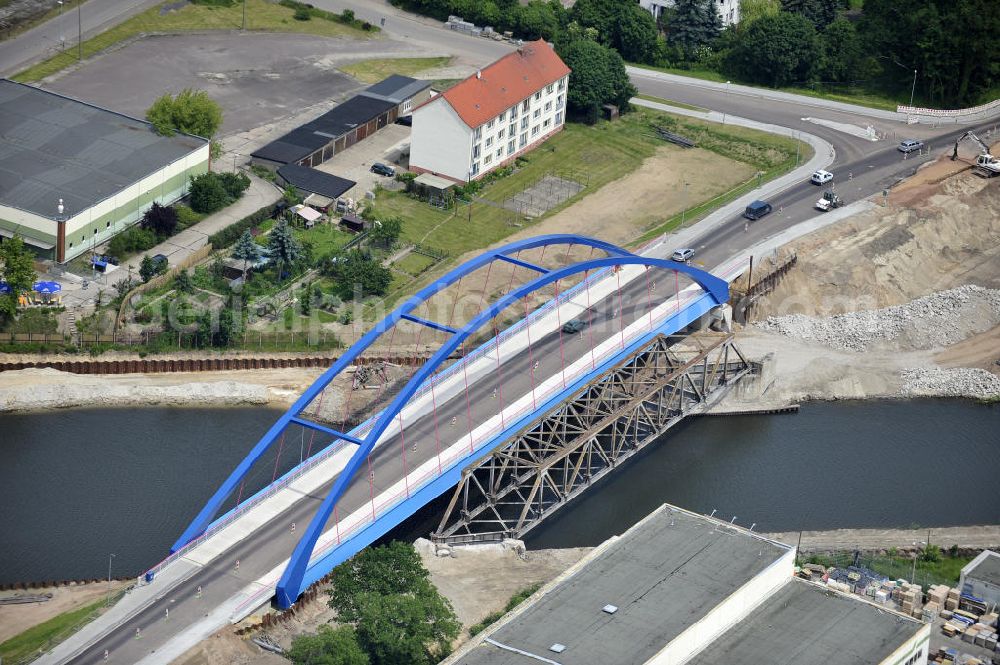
800;550;966;592
898;98;1000;123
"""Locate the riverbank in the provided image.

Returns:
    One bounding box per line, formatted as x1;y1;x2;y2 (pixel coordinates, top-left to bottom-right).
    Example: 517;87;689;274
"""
761;525;1000;555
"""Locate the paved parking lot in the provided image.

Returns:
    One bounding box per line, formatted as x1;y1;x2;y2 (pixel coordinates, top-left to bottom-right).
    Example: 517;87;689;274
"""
43;32;421;134
315;123;412;200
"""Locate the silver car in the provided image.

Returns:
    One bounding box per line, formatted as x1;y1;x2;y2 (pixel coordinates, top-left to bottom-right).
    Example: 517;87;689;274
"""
898;139;924;153
671;248;695;262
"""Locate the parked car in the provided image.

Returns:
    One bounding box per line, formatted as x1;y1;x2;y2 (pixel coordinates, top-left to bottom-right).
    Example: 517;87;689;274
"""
395;115;413;127
810;169;833;185
743;200;773;221
151;253;168;268
671;248;696;262
898;139;924;153
561;319;586;334
370;162;395;177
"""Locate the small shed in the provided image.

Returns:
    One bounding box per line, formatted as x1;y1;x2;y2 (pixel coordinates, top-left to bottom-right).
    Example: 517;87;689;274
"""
602;103;620;121
413;172;455;206
340;213;368;233
292;204;323;228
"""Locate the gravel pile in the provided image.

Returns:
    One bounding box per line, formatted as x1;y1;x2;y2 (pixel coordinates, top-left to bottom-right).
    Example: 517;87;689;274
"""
901;367;1000;400
755;285;1000;352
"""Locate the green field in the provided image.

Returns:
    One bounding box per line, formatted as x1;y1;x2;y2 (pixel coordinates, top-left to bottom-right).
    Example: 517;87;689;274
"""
393;251;439;276
340;56;451;84
14;0;377;82
0;598;105;663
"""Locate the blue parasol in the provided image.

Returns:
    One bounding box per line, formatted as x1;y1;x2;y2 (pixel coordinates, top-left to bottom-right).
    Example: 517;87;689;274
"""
0;282;11;294
32;281;62;294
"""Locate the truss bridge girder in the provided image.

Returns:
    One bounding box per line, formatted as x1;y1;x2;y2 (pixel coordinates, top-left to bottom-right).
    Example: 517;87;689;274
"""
432;333;752;544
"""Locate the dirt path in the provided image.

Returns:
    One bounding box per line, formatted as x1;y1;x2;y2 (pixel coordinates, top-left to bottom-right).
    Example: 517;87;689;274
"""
934;324;1000;375
762;525;1000;554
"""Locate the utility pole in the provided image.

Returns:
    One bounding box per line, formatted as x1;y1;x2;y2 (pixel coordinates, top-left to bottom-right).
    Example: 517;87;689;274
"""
77;3;82;62
106;553;116;606
909;69;918;108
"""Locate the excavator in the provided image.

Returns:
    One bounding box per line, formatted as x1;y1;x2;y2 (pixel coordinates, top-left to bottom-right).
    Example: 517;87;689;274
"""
951;131;1000;177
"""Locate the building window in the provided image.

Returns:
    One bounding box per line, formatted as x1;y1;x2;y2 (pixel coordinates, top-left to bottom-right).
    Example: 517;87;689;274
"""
533;108;541;119
471;162;480;176
555;111;563;125
484;154;492;165
473;144;481;159
534;91;541;101
519;132;527;148
509;123;516;136
508;139;515;154
496;148;503;158
106;221;110;228
521;117;528;131
544;101;552;112
558;78;565;90
486;136;493;147
522;100;529;113
557;95;564;110
402;99;412;113
532;125;540;137
546;84;554;94
498;128;505;139
487;119;495;129
94;228;98;235
543;119;550;128
474;127;482;140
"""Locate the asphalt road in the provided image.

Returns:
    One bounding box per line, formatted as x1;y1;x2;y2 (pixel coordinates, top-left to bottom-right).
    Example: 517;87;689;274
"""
0;0;161;77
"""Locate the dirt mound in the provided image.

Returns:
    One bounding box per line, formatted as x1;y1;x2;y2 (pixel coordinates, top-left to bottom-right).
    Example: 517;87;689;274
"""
754;169;1000;318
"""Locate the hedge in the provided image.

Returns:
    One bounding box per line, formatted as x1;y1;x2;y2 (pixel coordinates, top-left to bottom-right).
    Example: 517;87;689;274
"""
208;203;281;250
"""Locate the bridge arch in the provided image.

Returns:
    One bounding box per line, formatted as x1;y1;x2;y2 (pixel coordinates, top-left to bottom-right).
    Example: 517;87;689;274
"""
165;235;728;608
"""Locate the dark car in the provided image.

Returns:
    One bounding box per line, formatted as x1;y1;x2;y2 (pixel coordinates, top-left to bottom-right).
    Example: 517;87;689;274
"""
151;254;169;272
743;200;773;221
395;115;413;127
561;319;585;334
370;163;395;177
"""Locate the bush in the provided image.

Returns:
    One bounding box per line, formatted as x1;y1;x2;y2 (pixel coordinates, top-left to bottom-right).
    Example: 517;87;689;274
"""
190;0;235;5
188;172;231;214
208;202;279;249
293;7;310;20
108;226;157;257
217;171;251;199
174;204;203;229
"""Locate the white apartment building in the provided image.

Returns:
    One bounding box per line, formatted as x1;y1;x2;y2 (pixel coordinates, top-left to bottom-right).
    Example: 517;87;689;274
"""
639;0;740;27
409;40;571;183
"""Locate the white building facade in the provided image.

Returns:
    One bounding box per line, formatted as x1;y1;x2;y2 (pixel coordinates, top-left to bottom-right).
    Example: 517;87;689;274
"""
639;0;740;27
410;40;571;183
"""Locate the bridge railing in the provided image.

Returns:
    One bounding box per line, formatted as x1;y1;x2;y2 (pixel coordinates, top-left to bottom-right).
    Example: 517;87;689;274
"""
231;269;723;616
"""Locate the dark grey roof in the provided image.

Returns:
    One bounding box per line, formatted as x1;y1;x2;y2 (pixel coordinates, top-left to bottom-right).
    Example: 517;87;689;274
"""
455;506;791;665
277;165;355;200
0;79;207;219
967;551;1000;586
687;579;924;665
251;95;396;165
359;75;430;105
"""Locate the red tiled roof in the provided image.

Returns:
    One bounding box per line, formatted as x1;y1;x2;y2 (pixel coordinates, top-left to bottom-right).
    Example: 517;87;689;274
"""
432;40;570;129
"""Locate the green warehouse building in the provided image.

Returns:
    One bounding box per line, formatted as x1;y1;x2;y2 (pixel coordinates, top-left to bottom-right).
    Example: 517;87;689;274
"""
0;79;210;263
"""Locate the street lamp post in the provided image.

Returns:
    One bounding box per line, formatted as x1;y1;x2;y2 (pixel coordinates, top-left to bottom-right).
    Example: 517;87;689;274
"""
680;182;689;225
106;553;116;606
77;3;82;62
909;69;917;108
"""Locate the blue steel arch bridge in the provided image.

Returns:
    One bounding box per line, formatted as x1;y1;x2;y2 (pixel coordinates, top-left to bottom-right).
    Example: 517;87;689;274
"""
155;234;749;612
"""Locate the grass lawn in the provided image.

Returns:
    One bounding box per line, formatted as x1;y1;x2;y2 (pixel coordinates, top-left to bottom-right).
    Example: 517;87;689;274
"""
393;252;438;276
340;56;452;84
629;63;902;112
635;93;708;113
14;0;378;83
295;224;355;259
0;598;104;663
804;552;972;589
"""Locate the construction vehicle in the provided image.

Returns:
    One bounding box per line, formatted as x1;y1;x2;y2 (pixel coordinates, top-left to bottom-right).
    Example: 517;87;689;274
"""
951;131;1000;177
815;190;843;212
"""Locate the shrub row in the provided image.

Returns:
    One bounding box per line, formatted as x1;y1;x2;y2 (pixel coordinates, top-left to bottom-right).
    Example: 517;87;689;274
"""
208;202;281;250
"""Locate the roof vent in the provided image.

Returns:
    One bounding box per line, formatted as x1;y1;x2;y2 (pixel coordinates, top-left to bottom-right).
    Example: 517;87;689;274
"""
602;604;619;615
57;198;64;216
476;70;482;79
549;644;566;654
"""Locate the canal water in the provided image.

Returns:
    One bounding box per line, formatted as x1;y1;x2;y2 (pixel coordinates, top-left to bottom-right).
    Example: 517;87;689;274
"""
0;400;997;584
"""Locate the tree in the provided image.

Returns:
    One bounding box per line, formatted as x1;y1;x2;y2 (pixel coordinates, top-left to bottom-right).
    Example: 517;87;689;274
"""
738;0;780;28
368;217;402;248
781;0;838;30
665;0;722;58
569;0;658;63
289;625;369;665
267;219;302;281
188;173;231;214
353;587;460;665
231;230;261;280
327;249;392;300
140;202;179;238
511;0;561;40
819;18;863;82
724;12;820;87
139;255;157;283
557;38;636;123
0;236;36;323
174;269;194;294
145;88;223;138
328;541;429;622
